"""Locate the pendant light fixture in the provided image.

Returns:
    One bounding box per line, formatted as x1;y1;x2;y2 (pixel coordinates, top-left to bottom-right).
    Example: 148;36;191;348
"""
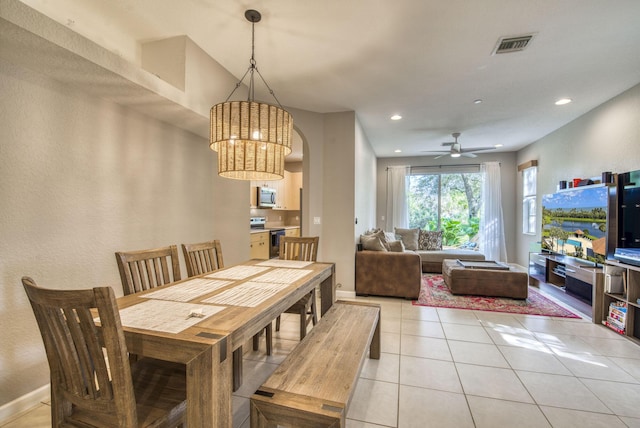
210;9;293;180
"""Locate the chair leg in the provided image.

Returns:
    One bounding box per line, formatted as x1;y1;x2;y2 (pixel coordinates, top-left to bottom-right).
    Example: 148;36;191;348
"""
252;332;260;351
299;306;307;340
310;289;318;326
276;315;281;332
266;323;272;356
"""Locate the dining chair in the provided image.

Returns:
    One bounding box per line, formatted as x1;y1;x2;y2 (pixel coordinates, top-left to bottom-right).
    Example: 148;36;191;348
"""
181;240;224;277
115;245;181;296
22;276;186;427
275;236;320;340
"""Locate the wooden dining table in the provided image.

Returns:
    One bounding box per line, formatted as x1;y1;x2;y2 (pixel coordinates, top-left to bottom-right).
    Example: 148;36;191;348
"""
113;258;336;427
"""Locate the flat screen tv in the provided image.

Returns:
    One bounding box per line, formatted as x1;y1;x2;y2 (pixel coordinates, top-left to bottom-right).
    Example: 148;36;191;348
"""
541;185;608;265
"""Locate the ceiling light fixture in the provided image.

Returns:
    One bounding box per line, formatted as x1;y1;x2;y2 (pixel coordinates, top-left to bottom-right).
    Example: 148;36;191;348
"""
391;114;402;121
494;144;503;148
210;9;292;180
450;153;461;158
555;98;572;106
473;99;483;105
394;149;402;153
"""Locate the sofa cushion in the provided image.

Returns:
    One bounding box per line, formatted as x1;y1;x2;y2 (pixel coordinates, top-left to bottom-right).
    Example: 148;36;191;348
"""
416;249;485;264
419;230;443;250
360;234;388;251
394;227;420;250
388;240;405;252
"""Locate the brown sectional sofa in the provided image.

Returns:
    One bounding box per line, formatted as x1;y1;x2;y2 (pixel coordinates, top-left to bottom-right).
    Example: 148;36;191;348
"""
354;248;485;299
355;250;422;299
417;249;485;273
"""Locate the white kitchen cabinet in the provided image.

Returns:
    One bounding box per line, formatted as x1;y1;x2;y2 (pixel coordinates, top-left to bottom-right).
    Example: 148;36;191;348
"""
285;171;302;211
250;172;301;210
250;231;269;260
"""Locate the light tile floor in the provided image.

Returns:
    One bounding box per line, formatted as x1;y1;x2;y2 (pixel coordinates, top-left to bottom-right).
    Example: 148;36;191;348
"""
4;293;640;428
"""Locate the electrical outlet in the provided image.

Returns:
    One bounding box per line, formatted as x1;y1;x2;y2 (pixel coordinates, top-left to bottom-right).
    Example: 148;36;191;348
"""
314;217;321;225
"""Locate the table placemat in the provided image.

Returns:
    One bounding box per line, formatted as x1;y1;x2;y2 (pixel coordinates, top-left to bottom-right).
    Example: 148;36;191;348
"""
256;260;313;268
104;300;226;334
206;265;270;280
202;281;290;307
142;278;233;302
253;268;313;283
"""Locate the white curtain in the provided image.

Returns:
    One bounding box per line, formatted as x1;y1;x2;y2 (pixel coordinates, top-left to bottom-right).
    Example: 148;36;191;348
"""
386;166;410;230
480;162;507;262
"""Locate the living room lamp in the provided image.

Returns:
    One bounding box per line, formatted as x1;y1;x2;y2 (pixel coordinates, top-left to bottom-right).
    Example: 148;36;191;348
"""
210;9;293;180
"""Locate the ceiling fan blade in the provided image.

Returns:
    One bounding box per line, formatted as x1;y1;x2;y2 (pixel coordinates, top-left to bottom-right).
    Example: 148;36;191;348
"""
461;152;477;158
434;153;448;159
460;146;495;153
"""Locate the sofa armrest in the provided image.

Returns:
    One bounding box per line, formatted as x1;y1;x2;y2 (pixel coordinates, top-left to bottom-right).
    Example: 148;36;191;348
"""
355;250;421;299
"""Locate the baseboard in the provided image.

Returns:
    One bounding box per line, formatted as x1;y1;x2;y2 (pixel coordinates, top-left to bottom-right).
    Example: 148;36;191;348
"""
336;289;356;299
0;384;49;425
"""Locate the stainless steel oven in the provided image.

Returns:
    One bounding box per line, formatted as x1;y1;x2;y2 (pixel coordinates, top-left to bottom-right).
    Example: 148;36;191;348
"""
270;229;285;258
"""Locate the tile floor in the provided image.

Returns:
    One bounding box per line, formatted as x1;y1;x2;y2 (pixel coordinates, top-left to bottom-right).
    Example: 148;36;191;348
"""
4;292;640;428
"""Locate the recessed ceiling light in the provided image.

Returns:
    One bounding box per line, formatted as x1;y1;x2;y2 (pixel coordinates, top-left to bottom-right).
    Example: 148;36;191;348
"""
555;98;572;106
394;149;402;153
473;99;483;104
494;144;503;148
390;114;402;121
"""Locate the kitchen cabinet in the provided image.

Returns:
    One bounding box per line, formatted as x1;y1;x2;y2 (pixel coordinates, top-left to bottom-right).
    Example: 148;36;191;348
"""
285;227;300;237
250;231;269;260
285;171;302;211
250;172;301;210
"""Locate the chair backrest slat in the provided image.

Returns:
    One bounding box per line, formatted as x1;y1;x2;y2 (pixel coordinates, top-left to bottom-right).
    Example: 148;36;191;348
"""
115;245;181;295
22;277;136;425
181;240;224;277
279;236;319;262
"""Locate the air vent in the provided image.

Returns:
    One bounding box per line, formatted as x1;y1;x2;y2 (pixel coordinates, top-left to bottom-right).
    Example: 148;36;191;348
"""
492;34;535;54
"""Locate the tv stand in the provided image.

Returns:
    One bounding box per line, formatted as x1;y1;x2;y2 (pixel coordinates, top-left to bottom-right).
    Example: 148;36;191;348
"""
529;252;604;321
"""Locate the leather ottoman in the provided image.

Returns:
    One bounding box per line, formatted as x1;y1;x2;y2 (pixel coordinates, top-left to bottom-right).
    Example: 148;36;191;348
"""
442;259;529;299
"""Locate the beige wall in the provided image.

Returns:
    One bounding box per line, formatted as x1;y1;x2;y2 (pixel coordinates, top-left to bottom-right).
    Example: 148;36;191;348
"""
0;58;250;406
0;61;362;414
515;83;640;267
375;152;518;261
354;118;377;237
322;112;356;293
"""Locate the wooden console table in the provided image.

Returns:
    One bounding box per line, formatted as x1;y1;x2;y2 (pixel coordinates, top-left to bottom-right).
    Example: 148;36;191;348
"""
529;252;604;322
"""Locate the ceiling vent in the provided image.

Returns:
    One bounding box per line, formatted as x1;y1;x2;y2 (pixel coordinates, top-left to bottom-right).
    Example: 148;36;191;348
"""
492;34;535;54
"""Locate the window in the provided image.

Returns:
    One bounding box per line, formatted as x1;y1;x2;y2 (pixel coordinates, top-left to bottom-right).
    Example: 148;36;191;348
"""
522;165;537;234
408;168;482;248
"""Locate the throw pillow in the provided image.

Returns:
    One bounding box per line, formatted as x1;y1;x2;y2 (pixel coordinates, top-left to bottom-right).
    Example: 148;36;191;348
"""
360;234;388;251
394;227;420;250
384;231;397;243
388;240;405;252
419;230;443;250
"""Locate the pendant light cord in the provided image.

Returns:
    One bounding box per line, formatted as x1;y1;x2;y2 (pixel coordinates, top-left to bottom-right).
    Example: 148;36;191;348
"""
223;12;286;110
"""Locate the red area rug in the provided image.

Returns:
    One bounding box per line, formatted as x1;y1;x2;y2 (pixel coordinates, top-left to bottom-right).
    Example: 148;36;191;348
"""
413;274;581;318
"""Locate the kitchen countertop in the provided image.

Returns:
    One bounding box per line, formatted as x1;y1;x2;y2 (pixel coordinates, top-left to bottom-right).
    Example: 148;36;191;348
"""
250;226;299;234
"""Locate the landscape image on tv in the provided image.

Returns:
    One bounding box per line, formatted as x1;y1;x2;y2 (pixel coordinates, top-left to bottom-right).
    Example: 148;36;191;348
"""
541;186;608;264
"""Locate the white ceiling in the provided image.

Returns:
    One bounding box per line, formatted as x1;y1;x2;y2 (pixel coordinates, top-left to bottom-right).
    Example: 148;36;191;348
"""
18;0;640;158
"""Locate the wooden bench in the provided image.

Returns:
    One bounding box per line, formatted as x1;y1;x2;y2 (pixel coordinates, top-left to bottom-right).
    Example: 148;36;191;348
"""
250;300;381;428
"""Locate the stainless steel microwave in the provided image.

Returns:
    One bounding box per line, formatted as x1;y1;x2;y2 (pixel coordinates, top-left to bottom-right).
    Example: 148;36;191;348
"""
258;187;276;208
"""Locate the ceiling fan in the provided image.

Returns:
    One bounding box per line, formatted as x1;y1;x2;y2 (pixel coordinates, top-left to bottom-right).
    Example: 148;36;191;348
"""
424;132;496;159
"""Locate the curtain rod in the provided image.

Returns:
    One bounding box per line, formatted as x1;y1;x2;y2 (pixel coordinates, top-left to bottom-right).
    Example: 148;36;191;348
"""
385;162;501;171
386;163;479;171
